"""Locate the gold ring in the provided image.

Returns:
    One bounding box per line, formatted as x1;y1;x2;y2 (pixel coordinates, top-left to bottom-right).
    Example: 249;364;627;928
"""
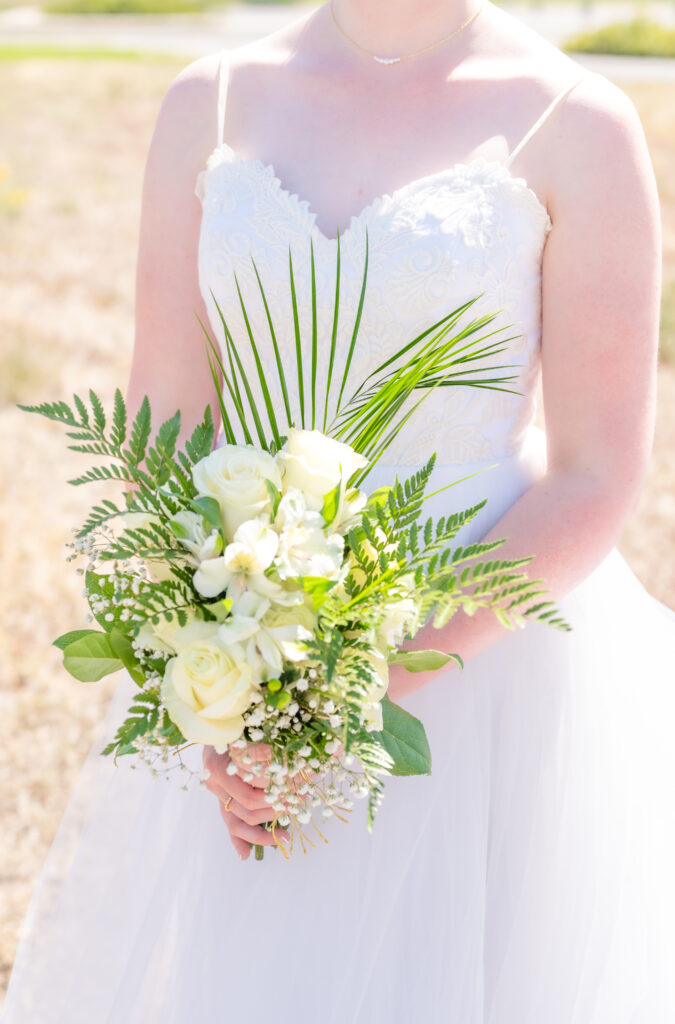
224;795;233;812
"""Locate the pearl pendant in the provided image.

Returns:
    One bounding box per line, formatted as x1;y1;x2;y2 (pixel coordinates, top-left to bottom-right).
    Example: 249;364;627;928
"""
373;55;401;64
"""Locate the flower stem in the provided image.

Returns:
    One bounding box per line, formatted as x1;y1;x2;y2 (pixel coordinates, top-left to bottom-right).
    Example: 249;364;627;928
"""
254;843;265;860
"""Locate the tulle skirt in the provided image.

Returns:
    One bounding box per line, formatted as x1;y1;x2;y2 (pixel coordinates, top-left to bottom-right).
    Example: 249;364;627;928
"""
4;429;675;1023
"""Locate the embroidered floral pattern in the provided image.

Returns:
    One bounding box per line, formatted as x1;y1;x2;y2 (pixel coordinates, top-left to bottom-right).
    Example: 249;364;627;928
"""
195;144;551;467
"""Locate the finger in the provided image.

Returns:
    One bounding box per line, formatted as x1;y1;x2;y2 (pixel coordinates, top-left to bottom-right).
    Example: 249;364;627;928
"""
206;764;274;811
229;817;290;848
216;789;277;827
231;741;273;763
229;748;273;788
218;802;252;859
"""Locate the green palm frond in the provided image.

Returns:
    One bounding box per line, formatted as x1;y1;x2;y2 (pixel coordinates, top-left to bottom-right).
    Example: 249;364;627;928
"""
199;228;523;470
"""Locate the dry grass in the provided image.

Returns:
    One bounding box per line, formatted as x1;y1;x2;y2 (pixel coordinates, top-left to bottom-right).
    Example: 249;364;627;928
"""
0;60;674;1002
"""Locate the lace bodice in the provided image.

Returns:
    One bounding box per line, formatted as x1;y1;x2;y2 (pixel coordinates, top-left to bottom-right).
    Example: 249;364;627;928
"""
195;52;589;467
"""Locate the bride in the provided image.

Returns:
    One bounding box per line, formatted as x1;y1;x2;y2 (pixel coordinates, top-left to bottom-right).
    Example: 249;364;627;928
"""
4;0;675;1020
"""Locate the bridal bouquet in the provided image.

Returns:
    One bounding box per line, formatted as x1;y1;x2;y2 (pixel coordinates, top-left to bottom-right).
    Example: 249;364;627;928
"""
21;230;569;860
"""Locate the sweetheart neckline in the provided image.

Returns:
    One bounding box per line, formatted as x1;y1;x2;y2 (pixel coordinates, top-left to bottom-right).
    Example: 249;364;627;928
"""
199;141;553;244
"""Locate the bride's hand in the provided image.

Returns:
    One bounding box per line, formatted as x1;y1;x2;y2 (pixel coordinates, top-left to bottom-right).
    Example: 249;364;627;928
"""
202;743;290;861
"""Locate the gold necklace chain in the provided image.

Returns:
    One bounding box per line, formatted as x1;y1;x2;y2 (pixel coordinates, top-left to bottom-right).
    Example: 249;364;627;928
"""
329;0;485;64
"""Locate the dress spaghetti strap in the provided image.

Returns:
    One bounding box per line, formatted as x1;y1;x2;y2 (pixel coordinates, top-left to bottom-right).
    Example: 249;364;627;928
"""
216;48;231;150
504;72;592;169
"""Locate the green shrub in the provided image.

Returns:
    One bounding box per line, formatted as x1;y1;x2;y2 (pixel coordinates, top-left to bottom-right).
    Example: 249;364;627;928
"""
0;44;180;58
660;279;675;365
564;18;675;58
45;0;222;13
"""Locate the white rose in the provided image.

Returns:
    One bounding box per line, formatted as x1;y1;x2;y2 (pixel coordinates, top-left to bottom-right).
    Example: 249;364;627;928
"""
160;624;260;753
276;429;368;501
192;445;282;540
193;519;279;599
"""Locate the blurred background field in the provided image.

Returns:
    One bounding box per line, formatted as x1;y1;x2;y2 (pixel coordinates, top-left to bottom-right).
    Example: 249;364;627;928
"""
1;40;674;1004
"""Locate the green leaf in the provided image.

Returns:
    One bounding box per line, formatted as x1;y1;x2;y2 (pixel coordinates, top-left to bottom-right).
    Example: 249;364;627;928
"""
251;255;293;429
111;388;127;447
298;576;338;611
371;695;432;776
265;478;282;519
109;629;145;685
84;569;119;630
127;395;152;466
321;479;342;527
62;632;123;682
184;405;215;466
288;246;305;427
389;649;463;672
190;495;222;530
198;321;237;446
53;628;102;651
310;236;318;429
232;269;280;448
323;229;341;431
204;597;233;623
365;485;392;511
335;227;369;413
89;389;106;433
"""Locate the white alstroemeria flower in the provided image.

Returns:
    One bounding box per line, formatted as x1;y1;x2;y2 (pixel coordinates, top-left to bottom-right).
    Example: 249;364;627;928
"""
169;510;222;563
223;519;279;573
275;428;368;501
218;593;315;677
164;619;224;654
341;646;390;732
376;575;421;649
134;624;176;656
274;488;325;531
255;602;315;674
192;444;282;541
362;700;384;732
332;487;368;533
193;519;279;599
217;591;270;645
275;524;345;581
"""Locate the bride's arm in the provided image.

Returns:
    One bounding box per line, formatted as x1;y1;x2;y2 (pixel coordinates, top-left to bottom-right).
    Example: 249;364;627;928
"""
126;54;224;448
388;74;662;701
128;55;285;859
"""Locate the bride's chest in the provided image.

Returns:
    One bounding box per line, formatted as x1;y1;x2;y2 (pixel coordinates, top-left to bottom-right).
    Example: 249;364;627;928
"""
195;145;551;375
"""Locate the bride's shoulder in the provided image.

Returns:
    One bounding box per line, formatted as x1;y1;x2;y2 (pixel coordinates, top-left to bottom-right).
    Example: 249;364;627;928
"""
480;2;650;210
481;1;643;145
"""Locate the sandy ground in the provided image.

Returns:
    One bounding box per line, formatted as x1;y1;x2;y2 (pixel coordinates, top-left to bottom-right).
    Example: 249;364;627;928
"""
0;60;674;1000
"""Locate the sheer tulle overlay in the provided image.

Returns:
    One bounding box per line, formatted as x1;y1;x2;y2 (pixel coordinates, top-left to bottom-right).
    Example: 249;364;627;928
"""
4;52;675;1021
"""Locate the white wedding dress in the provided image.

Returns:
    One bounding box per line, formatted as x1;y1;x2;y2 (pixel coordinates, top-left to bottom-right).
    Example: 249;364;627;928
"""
4;50;675;1023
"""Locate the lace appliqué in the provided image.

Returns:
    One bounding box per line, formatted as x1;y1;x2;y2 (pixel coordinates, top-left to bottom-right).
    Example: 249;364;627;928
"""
195;146;551;467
